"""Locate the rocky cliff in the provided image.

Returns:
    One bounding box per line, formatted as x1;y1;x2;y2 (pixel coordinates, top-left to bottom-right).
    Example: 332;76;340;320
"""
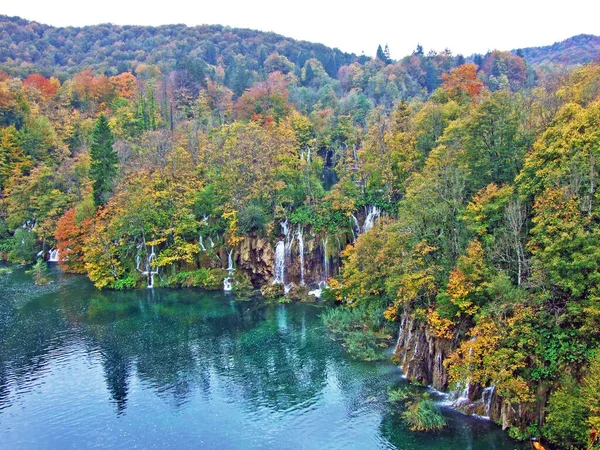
393;312;549;431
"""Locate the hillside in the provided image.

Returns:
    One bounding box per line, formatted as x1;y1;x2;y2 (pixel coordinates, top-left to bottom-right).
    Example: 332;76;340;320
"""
0;15;360;80
516;33;600;66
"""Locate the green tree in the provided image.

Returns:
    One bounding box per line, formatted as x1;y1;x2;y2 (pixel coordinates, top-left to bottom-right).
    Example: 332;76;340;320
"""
90;114;118;206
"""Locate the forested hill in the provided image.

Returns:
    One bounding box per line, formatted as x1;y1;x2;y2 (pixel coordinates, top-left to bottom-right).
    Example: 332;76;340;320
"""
0;15;361;79
516;34;600;66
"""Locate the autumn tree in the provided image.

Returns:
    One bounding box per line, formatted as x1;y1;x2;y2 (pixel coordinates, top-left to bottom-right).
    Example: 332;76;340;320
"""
441;63;485;103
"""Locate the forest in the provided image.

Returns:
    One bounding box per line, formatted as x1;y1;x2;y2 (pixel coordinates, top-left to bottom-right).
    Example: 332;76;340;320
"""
1;15;600;448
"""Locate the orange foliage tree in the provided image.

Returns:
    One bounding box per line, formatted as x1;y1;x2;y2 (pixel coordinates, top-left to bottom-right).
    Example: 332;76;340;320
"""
109;72;137;99
235;71;292;122
23;74;59;98
441;63;485;102
55;207;92;273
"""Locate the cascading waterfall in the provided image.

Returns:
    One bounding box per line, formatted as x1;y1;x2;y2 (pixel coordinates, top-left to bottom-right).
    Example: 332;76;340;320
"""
209;237;215;248
48;248;59;262
223;249;235;291
281;220;289;238
481;385;496;418
322;237;329;280
199;234;206;251
272;220;293;293
362;205;381;233
309;237;330;298
308;281;327;298
351;215;360;242
297;227;305;286
273;240;286;285
137;245;159;288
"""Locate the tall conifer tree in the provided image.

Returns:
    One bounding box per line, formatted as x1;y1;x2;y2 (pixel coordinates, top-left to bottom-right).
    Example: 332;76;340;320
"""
90;114;117;206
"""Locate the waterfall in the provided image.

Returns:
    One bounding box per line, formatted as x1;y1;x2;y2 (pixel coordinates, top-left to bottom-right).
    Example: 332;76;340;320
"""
308;280;328;298
322;237;329;280
137;245;158;288
482;385;496;418
48;248;59;262
223;249;235;291
227;249;234;271
281;219;289;237
362;205;381;233
199;234;206;251
297;227;305;286
209;237;215;248
273;240;285;285
351;214;360;242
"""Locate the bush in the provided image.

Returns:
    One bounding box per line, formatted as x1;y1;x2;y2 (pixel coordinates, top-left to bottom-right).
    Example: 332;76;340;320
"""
167;269;225;290
402;397;446;432
543;375;587;448
27;258;50;285
238;204;269;235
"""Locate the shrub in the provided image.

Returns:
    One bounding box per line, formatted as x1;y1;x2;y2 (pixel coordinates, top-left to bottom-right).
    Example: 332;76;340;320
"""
402;398;447;432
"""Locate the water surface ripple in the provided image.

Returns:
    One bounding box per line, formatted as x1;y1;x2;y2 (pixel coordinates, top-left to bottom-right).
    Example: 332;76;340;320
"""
0;266;526;449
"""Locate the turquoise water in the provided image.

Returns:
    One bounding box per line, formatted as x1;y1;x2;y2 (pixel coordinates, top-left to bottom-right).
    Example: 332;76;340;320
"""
0;265;526;449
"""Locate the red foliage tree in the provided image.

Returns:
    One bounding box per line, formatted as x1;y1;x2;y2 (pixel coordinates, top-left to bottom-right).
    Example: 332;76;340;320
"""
23;74;58;98
55;208;91;273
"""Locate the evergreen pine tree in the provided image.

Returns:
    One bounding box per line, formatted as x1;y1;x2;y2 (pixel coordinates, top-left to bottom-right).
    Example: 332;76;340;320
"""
90;114;117;206
376;45;386;62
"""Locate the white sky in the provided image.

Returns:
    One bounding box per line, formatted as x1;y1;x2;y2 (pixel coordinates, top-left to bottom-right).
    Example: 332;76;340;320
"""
3;1;600;58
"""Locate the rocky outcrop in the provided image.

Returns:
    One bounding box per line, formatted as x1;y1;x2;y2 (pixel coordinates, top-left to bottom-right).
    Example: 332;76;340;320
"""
393;311;549;431
394;312;459;389
237;234;275;286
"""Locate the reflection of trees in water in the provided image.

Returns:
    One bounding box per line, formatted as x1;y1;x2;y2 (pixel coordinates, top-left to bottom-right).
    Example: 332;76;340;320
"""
0;272;386;420
0;272;73;410
78;288;343;415
100;342;131;415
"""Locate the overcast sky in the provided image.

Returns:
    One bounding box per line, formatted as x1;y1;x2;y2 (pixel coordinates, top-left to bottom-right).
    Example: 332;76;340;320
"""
3;1;600;58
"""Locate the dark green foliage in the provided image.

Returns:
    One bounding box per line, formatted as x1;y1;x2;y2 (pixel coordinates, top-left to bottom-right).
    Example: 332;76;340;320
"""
26;257;50;285
543;375;588;449
89;114;117;206
322;306;393;360
237;204;269;235
7;228;39;263
166;269;225;290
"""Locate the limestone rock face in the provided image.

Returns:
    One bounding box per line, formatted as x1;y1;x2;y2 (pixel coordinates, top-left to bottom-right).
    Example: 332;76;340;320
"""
234;227;343;289
238;234;275;286
393;312;548;431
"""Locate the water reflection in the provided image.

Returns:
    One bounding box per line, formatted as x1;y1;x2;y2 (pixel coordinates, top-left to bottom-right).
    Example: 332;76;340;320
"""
0;266;526;449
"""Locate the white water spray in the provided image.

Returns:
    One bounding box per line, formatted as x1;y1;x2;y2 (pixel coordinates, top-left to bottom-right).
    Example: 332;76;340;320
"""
297;227;305;286
223;249;235;291
362;206;381;233
273;240;285;285
137;245;159;288
48;248;59;262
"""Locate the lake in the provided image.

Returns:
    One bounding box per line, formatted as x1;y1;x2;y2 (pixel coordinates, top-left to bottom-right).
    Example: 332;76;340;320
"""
0;265;526;449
